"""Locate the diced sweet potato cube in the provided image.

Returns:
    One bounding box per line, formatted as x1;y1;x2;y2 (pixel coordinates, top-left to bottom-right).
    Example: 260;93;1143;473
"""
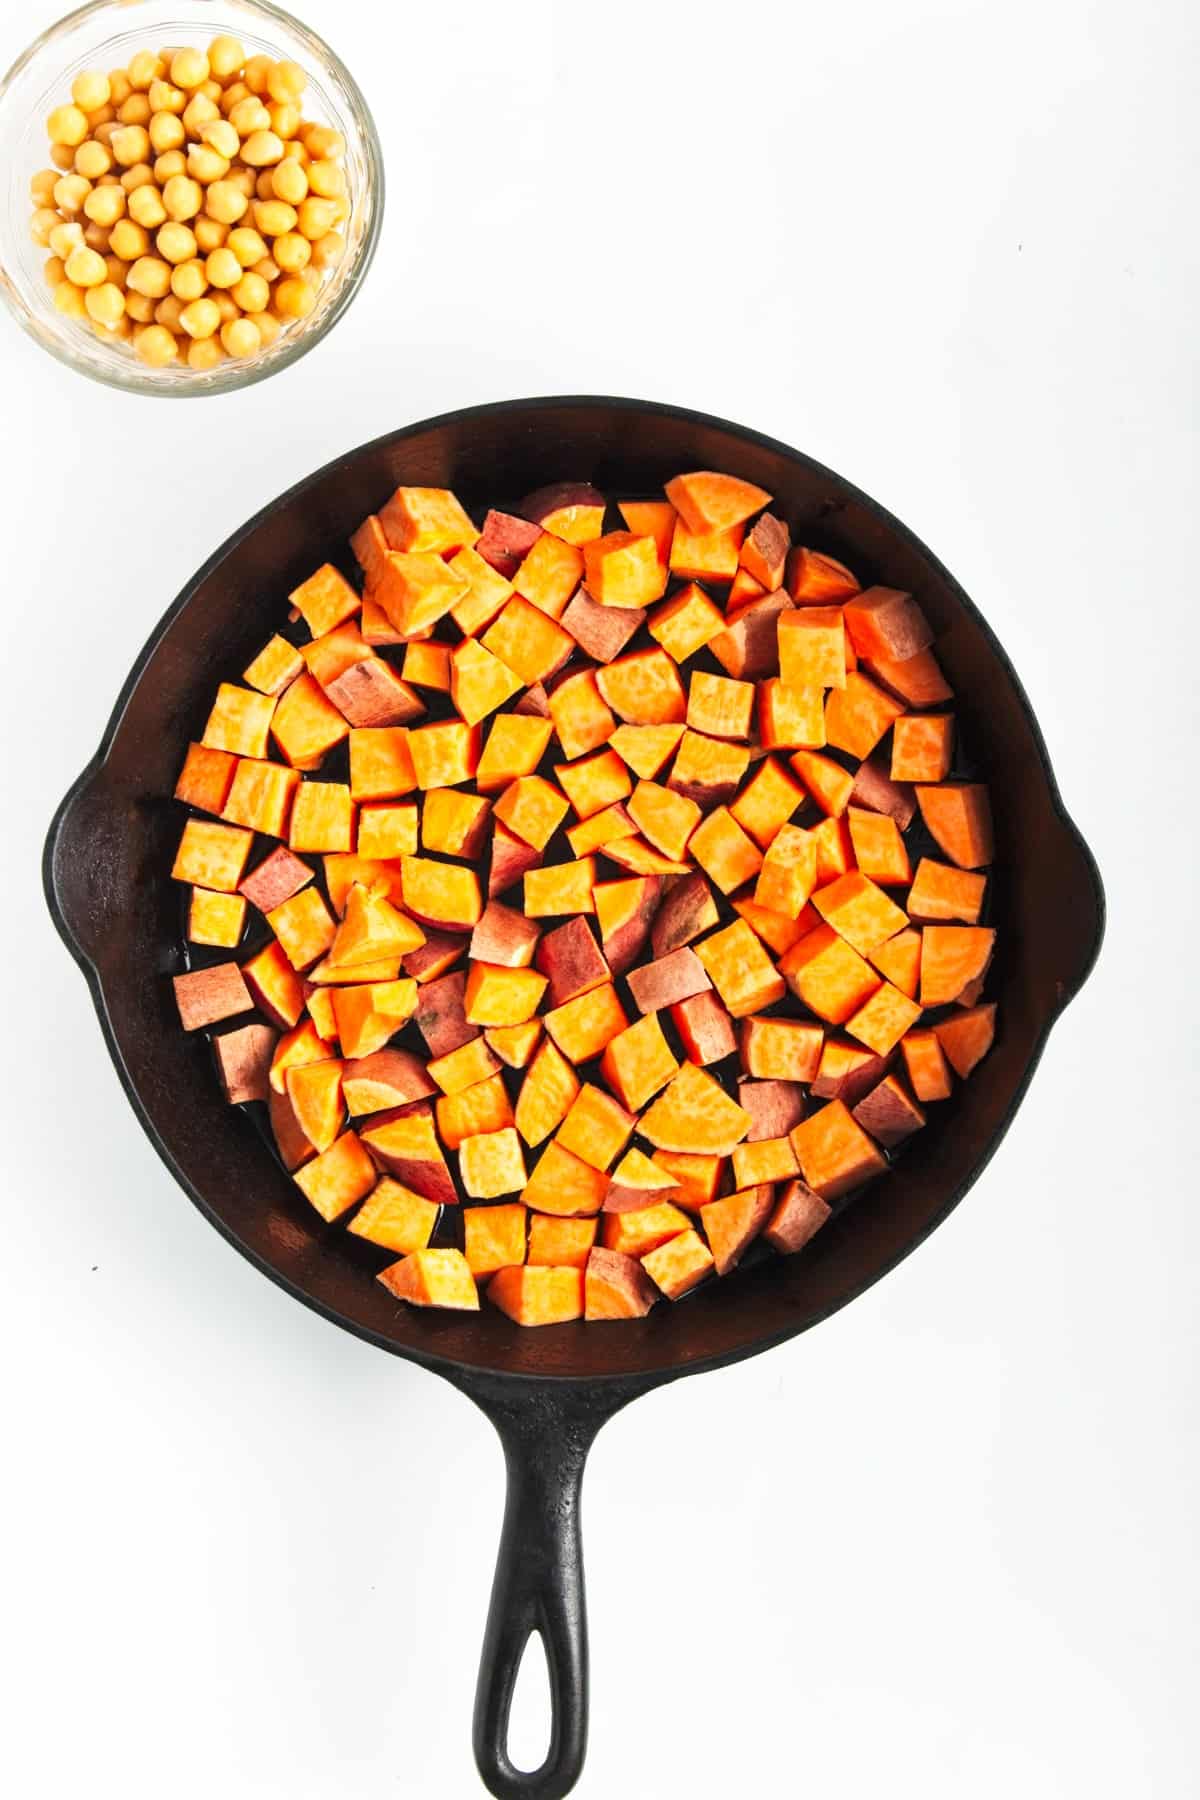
216;758;298;840
641;1227;713;1298
324;658;425;731
825;672;905;760
566;803;638;858
373;551;470;636
755;823;818;919
482;595;574;689
764;1179;832;1253
779;922;880;1024
521;1141;608;1216
639;1062;750;1155
289;563;361;636
786;547;860;603
305;987;339;1043
462;1202;528;1278
529;1215;597;1268
437;1073;514;1151
268;1082;313;1169
211;1022;276;1105
486;1019;543;1070
450;639;528;730
694;918;786;1017
593;875;661;975
380;485;477;555
710;591;793;681
421;787;492;861
867;646;953;708
408;720;480;791
292;1130;376;1222
608;723;686;781
329;979;417;1059
442;545;514;638
288;781;355;855
403;929;464;984
271;1020;331;1102
172;962;252;1032
670;516;743;582
916;783;994;870
688;806;762;895
603;1147;680;1213
648;583;725;662
427;1032;500;1097
401;857;482;932
850;756;916;829
627;946;711;1014
488;1264;583;1325
843;587;933;662
732;896;814;958
188;888;247;949
472;900;541;970
362;1109;456;1206
908;859;986;925
489;823;542;898
519;482;606;545
172;817;253;892
355;804;419;861
285;1056;345;1154
343;1047;437;1117
757;679;825;752
308;952;404;987
729;757;805;851
671;989;737;1066
737;1078;807;1141
267;886;337;970
524;859;597;917
649;873;717;961
242;940;304;1029
175;741;237;815
493;774;569;850
732;1138;797;1193
544;668;615;763
379;1247;479;1310
560;587;644;664
460;1129;528;1200
349;1178;439;1253
465;962;548;1027
668;729;750;809
556;747;631;821
812;871;909;956
852;1074;926;1147
790;1099;887;1200
847;806;911;886
666;471;771;535
584;1247;658;1318
362;594;407;647
515;1039;581;1147
777;607;847;691
512;533;584;619
791;749;854;817
600;1012;679;1111
239;846;313;917
476;509;542;578
651;1151;722;1210
555;1085;636;1175
934;1003;997;1078
597;649;686;727
869;926;922;999
477;714;556;791
701;1185;774;1274
616;499;675;566
900;1028;953;1101
322;855;402;917
738;510;789;588
891;713;954;783
300;620;372;690
601;1201;692;1260
741;1017;823;1083
243;634;303;698
402;640;453;691
271;672;349;769
583;531;667;608
811;815;853;884
686;669;755;742
845;981;922;1056
329;881;424;967
543;982;627;1063
601;838;690;878
535;916;609;1007
920;926;995;1006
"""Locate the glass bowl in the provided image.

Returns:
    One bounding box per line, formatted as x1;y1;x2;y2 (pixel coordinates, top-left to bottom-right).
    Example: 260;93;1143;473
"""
0;0;383;395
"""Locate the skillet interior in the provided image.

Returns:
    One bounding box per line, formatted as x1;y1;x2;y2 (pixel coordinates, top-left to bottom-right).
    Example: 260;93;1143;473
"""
44;396;1104;1383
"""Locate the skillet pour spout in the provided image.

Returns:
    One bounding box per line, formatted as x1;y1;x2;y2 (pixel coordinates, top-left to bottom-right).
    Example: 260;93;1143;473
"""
43;398;1103;1799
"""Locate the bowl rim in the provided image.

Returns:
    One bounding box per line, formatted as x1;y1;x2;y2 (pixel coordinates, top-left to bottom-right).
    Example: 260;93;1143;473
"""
0;0;385;396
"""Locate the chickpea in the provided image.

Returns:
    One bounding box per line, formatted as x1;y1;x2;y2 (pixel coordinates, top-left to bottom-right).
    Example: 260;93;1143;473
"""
44;254;67;288
271;158;308;205
296;195;338;240
187;336;225;371
31;168;59;202
170;48;209;91
243;54;274;95
227;225;267;266
94;121;119;148
104;253;130;285
48;104;89;147
252;255;280;283
255;310;283;348
90;313;131;342
303;124;345;160
268;101;302;142
53;173;92;213
162;175;202;221
134;323;178;366
84;183;126;228
306;159;345;199
220;81;250;116
111;124;151;166
154;150;187;183
108;69;132;106
120;160;156;192
109;217;150;260
75;139;113;179
228;96;270;136
53;281;88;317
227;167;257;197
193;215;228;252
85;281;126;326
252;198;296;237
287;139;311;168
207;34;247;81
30;207;61;246
53;145;80;173
124;289;156;322
254;169;276;201
83;222;112;252
127;183;167;228
170;258;208;301
126;51;163;92
48;219;85;259
213;292;239;323
273;275;314;319
126;254;172;298
155;294;185;330
201;119;240;160
241;129;284;168
148;79;186;114
200;80;223;105
149;110;185;153
86;103;117;128
205;246;242;289
179;296;221;339
72;69;111;112
181;92;220;134
221;314;261;358
272;230;311;274
309;230;344;271
117;93;152;127
187;145;229;184
157;221;198;264
65;245;107;287
231;269;269;313
205;179;248;224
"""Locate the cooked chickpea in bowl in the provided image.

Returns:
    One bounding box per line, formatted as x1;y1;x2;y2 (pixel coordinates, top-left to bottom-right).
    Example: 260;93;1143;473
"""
0;1;383;394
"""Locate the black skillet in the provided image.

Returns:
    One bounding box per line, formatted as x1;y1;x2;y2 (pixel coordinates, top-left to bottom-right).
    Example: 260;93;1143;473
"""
43;397;1104;1800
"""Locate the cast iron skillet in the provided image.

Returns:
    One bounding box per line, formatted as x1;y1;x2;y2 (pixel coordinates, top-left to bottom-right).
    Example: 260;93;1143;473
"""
43;397;1104;1800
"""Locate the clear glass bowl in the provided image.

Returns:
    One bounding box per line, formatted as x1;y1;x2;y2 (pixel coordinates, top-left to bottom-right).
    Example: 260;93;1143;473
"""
0;0;383;395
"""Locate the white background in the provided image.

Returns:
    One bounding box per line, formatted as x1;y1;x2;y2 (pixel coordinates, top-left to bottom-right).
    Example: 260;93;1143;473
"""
2;1;1196;1796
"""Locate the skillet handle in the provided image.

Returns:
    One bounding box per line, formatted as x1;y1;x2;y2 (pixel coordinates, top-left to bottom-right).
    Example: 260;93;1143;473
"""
455;1377;636;1800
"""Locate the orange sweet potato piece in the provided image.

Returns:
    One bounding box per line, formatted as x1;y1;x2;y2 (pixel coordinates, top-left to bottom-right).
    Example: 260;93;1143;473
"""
900;1028;953;1101
519;483;606;545
488;1264;583;1325
641;1227;714;1298
379;1248;479;1311
325;658;425;729
694;918;787;1017
689;806;762;894
529;1215;597;1268
448;639;523;727
665;470;771;535
460;1129;528;1200
413;971;474;1057
285;1057;345;1154
305;986;339;1044
543;981;627;1063
671;989;737;1066
349;1178;439;1253
730;757;805;850
422;787;492;860
868;926;922;999
402;639;453;691
701;1185;774;1275
791;749;854;817
608;723;686;781
850;756;917;830
271;673;349;769
175;741;238;815
606;1154;685;1219
825;671;905;760
627;945;711;1014
173;962;252;1032
601;837;690;878
269;1084;314;1170
652;1151;723;1210
407;720;480;790
778;607;847;691
757;679;825;752
670;516;743;582
356;803;419;861
427;1033;501;1096
732;895;814;958
436;1073;514;1151
401;857;483;932
242;939;304;1029
323;854;403;917
463;1201;528;1275
786;547;860;603
270;1017;332;1094
566;802;639;857
648;583;725;662
347;726;416;801
811;815;854;883
600;1012;680;1111
845;981;922;1057
741;1016;824;1083
934;1003;997;1078
583;531;667;608
524;858;597;917
593;875;662;974
330;979;417;1060
486;1019;543;1070
379;485;478;555
852;1073;926;1147
493;774;569;850
556;1084;637;1172
213;1019;276;1105
362;1109;456;1207
812;871;909;956
471;899;541;969
920;926;995;1007
755;823;819;919
477;509;542;579
515;1038;581;1147
512;533;584;619
343;1048;437;1117
446;545;514;636
403;928;465;984
843;587;932;662
727;566;767;611
866;646;953;708
172;818;253;892
482;595;574;687
329;881;425;967
373;551;470;636
584;1247;658;1318
535;916;610;1006
846;806;912;886
916;783;994;870
289;563;360;637
650;872;718;959
790;1099;887;1200
740;512;789;589
300;620;372;690
779;923;880;1024
521;1141;608;1217
293;1130;377;1222
907;858;986;925
625;780;698;862
764;1179;832;1253
597;648;686;726
560;586;645;663
687;671;755;741
556;747;631;821
891;713;954;783
601;1201;692;1259
465;963;548;1027
243;633;304;697
546;668;617;761
477;713;556;791
289;781;355;854
489;822;542;898
639;1062;751;1155
710;591;793;681
267;886;338;971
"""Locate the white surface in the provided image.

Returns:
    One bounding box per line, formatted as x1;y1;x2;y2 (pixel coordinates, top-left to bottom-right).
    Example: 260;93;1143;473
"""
1;1;1196;1796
